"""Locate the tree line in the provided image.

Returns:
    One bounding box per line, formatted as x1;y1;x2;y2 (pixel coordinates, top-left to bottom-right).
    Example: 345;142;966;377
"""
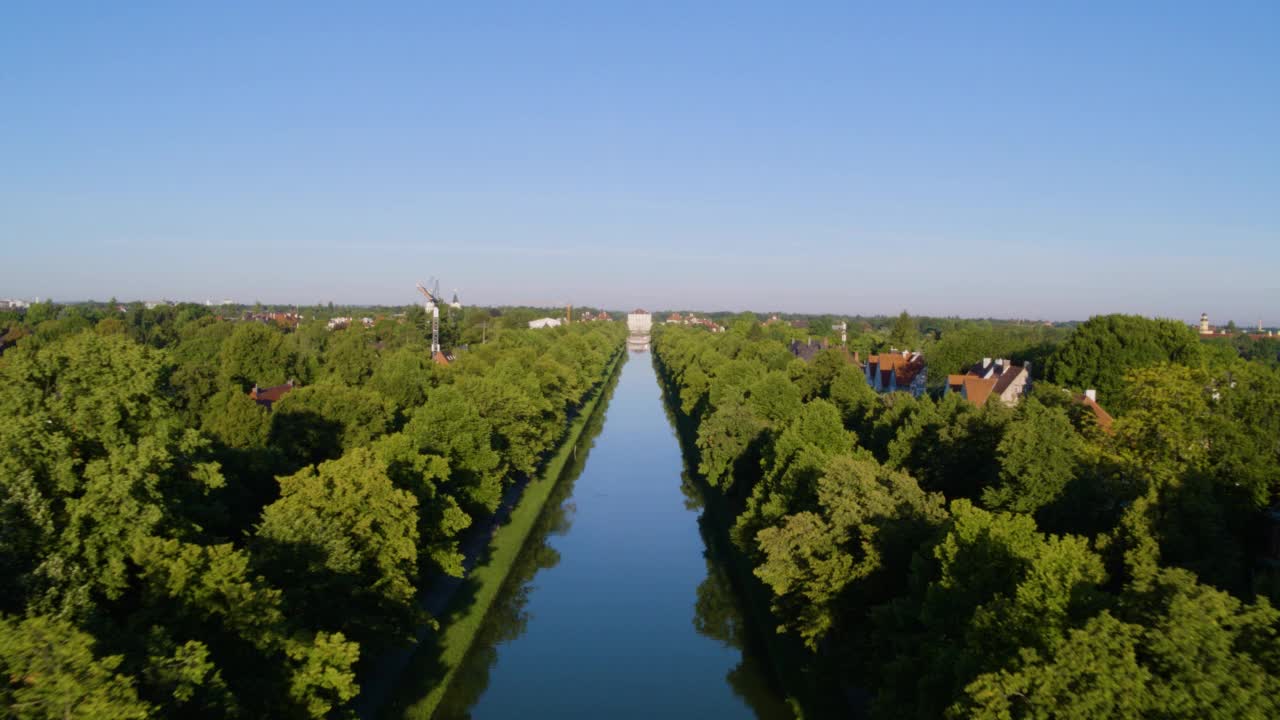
0;302;624;718
653;313;1280;719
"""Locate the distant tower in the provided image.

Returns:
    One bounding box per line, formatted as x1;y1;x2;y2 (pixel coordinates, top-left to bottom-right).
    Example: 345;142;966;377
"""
1200;312;1210;334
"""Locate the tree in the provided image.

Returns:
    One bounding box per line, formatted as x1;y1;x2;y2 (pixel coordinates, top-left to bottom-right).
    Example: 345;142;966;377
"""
889;310;919;349
254;448;423;651
957;612;1151;720
887;393;1007;501
370;433;470;576
755;454;945;648
452;372;550;481
982;399;1083;514
404;385;503;513
1044;315;1202;413
696;397;766;491
872;501;1107;719
201;387;271;449
957;569;1280;719
746;371;804;427
322;327;376;386
269;384;392;466
218;322;296;390
0;614;152;719
368;346;435;415
735;400;854;553
131;537;360;719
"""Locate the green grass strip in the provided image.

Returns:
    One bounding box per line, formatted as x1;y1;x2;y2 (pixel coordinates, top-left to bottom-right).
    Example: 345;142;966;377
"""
390;348;624;719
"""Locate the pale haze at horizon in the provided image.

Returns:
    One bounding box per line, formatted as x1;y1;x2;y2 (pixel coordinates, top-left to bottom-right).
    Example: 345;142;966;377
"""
2;3;1277;324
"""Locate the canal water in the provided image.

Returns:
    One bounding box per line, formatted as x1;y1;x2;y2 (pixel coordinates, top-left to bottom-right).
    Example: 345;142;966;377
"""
431;350;792;719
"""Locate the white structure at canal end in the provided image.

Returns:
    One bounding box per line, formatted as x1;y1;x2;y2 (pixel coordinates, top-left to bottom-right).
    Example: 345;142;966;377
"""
627;309;652;351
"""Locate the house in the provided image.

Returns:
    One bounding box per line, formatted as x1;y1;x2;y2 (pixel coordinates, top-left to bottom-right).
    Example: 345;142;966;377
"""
1075;389;1114;433
790;337;830;362
432;350;452;366
250;379;296;409
945;358;1031;407
789;319;809;329
247;311;300;328
865;350;927;396
791;338;861;366
528;317;563;329
666;312;725;332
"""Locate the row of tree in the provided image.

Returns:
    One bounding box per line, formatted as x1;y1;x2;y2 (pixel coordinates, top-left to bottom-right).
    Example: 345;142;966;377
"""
653;313;1280;718
0;304;624;718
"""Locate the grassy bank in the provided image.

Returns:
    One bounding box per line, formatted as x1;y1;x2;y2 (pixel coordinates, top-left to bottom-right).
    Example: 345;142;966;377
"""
386;347;625;720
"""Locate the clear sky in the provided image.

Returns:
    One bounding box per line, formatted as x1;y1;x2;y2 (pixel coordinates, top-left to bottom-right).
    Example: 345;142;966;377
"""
3;2;1278;323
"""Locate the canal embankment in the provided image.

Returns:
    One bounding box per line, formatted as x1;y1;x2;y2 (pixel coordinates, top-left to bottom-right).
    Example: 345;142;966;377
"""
359;346;626;720
651;349;848;719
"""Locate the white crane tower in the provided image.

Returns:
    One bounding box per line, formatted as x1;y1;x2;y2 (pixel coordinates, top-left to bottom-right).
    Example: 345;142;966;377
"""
416;279;444;355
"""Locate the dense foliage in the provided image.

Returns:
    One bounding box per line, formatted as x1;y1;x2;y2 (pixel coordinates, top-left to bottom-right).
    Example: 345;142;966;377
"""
0;302;623;718
654;315;1280;719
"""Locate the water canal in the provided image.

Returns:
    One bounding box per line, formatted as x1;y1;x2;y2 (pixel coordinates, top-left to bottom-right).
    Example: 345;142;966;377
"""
424;349;792;719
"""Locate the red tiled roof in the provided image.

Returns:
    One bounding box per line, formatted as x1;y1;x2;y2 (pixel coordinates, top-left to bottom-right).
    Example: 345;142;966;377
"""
869;353;925;388
433;351;451;366
1076;394;1114;433
963;376;998;407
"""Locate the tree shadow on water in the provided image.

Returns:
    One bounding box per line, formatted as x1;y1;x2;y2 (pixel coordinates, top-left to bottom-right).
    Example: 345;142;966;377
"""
377;362;619;720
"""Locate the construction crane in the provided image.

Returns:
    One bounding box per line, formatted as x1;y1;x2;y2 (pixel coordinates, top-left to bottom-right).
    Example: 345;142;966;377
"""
415;280;443;355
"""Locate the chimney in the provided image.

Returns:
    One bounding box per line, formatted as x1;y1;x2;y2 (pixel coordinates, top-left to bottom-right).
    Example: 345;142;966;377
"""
1085;389;1097;402
982;357;992;368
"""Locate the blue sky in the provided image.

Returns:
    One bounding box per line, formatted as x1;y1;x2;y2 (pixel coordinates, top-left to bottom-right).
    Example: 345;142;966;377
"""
2;2;1277;323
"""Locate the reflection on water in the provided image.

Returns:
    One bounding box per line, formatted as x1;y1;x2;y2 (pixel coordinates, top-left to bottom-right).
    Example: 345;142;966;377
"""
433;369;615;718
689;516;795;720
417;353;792;719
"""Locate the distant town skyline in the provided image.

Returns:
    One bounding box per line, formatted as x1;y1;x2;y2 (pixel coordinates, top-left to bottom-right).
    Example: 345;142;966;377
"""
3;290;1274;331
3;4;1277;324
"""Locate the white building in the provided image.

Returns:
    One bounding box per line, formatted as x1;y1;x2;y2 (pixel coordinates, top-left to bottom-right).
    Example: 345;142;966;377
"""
944;358;1031;407
627;309;652;336
528;317;563;329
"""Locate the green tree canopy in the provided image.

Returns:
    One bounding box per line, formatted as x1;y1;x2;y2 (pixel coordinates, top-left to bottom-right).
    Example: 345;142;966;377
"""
254;448;422;651
1045;315;1202;413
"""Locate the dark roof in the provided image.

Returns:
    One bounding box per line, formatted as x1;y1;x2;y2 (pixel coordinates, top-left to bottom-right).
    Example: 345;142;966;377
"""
991;365;1028;396
249;380;295;408
789;338;827;362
